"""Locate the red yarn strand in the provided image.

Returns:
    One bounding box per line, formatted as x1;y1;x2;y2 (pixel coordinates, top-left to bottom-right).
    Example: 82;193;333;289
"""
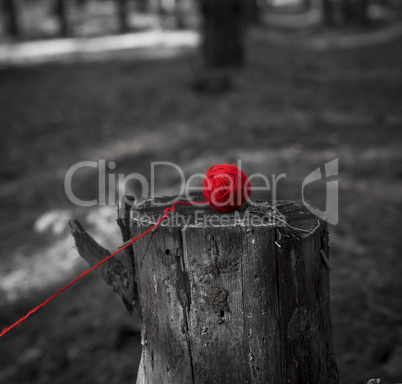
0;200;206;339
0;163;251;339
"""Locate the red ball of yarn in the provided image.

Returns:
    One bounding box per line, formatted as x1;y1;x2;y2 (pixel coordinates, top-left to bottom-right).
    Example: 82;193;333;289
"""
203;164;251;213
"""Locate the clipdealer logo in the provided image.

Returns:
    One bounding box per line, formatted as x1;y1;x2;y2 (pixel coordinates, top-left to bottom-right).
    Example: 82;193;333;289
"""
302;159;338;225
64;159;339;225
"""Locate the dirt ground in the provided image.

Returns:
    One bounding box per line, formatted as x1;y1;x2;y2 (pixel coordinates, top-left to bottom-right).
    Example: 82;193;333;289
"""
0;22;402;384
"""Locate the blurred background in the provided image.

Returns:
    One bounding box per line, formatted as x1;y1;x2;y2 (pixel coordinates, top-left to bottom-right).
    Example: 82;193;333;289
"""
0;0;401;383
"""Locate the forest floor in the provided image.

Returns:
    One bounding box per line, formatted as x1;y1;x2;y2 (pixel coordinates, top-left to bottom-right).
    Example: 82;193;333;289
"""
0;20;402;384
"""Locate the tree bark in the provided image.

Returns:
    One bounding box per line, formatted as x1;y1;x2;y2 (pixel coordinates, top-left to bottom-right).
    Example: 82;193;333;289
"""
199;0;246;68
2;0;19;37
130;194;338;383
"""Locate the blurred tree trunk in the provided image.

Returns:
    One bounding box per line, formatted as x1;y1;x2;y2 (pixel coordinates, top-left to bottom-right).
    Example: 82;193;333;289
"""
75;0;88;7
357;0;369;26
137;0;149;12
341;0;354;22
2;0;19;37
303;0;312;10
321;0;334;26
199;0;246;69
174;0;186;29
247;0;261;25
150;0;166;17
55;0;69;37
341;0;369;26
116;0;130;33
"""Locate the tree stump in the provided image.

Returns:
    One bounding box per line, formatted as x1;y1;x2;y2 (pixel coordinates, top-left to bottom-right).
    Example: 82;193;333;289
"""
131;194;338;384
71;193;338;383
